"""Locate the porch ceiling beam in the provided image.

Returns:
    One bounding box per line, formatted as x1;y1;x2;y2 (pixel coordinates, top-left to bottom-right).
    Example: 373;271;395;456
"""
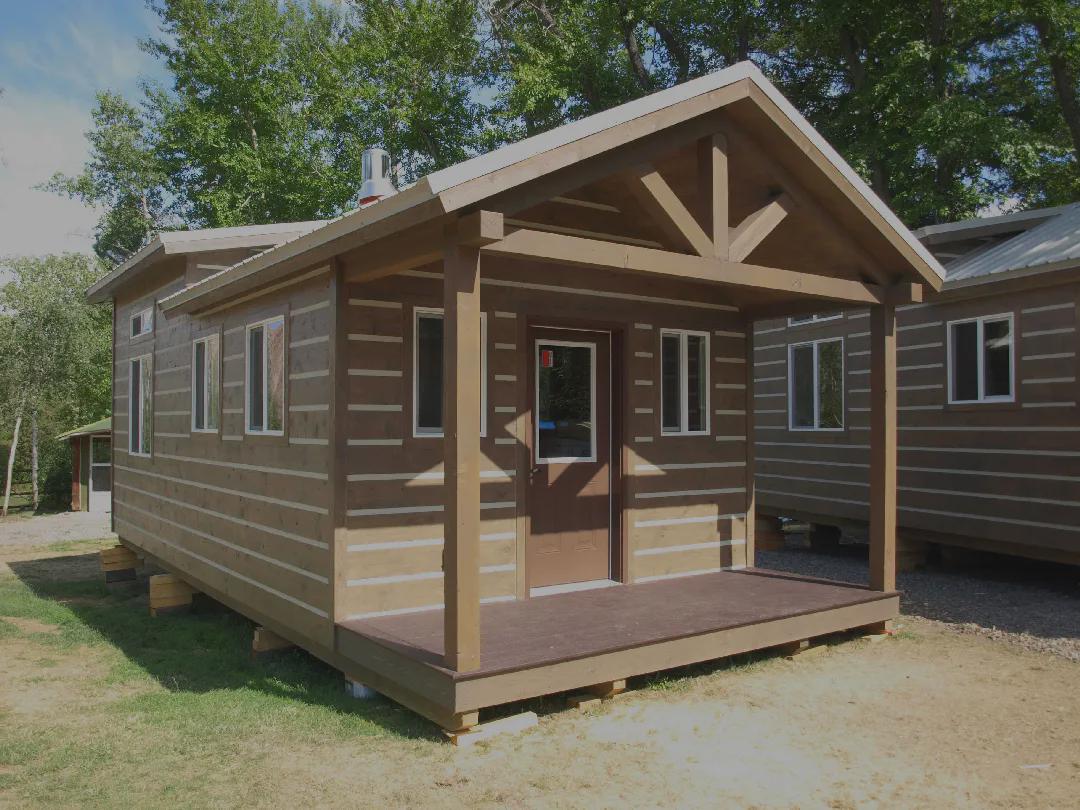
482;228;886;306
728;194;793;263
621;164;714;257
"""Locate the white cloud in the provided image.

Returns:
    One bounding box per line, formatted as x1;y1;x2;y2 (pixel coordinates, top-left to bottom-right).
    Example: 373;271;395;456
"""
0;88;100;258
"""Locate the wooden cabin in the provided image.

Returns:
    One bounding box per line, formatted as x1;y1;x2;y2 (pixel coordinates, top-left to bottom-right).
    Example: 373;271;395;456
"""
86;62;944;731
753;203;1080;566
58;417;112;513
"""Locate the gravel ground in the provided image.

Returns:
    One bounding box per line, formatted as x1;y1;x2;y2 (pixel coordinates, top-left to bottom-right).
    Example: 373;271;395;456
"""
0;511;114;547
759;543;1080;662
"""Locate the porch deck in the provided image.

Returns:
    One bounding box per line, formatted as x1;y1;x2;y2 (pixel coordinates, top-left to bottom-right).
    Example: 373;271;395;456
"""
335;569;899;728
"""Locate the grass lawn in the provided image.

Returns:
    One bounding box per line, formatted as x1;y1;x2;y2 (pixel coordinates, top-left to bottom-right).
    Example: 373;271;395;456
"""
1;539;1078;809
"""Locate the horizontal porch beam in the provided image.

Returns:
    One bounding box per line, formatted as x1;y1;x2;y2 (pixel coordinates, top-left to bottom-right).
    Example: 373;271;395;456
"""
483;228;886;306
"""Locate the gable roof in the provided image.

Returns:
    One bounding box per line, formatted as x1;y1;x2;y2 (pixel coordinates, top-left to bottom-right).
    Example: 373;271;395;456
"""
107;62;943;314
86;220;327;304
934;204;1080;285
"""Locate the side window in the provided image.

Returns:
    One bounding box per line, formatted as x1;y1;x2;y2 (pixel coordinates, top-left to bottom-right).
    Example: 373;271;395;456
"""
660;329;709;435
948;314;1013;403
129;355;153;455
246;317;285;435
789;338;844;431
131;306;154;338
412;308;487;438
192;334;220;432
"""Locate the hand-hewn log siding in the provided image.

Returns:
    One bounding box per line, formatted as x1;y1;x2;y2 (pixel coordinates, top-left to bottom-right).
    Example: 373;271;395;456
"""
753;281;1080;563
112;256;336;646
340;257;749;619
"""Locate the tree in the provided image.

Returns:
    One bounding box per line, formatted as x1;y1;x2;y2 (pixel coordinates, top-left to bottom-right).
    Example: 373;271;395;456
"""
42;92;168;264
0;255;112;512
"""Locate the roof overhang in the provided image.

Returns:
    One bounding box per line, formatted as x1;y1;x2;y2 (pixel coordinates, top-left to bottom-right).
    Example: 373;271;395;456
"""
158;62;944;316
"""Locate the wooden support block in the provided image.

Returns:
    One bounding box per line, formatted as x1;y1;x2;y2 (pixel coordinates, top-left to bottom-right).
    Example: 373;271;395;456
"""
861;619;894;636
252;626;294;655
567;693;602;711
444;711;480;733
444;711;538;747
149;573;195;616
779;639;828;659
101;546;139;583
585;679;626;699
754;516;785;551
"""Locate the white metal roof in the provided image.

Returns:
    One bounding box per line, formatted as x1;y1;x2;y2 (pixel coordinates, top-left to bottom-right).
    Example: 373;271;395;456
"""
944;203;1080;283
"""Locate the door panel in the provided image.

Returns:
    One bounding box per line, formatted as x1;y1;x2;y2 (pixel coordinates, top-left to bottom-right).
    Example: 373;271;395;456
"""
527;328;612;589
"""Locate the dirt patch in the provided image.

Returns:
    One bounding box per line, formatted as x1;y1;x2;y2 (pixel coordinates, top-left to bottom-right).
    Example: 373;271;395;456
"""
0;616;60;634
0;511;114;548
0;638;112;717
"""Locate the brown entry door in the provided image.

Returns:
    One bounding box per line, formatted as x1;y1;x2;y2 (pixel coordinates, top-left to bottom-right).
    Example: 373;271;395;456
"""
527;328;612;590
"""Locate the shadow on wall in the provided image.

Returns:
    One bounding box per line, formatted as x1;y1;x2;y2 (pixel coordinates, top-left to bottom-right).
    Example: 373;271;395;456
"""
4;550;440;740
758;543;1080;642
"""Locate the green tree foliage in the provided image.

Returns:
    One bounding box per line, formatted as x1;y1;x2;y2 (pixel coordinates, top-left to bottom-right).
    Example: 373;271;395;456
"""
0;254;112;505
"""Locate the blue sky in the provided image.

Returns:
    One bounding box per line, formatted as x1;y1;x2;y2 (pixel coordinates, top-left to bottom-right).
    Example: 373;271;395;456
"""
0;0;167;257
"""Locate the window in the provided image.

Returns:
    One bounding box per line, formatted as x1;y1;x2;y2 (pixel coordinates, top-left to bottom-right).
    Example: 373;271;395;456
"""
129;355;152;455
948;314;1013;403
413;308;487;437
536;341;596;462
192;334;220;432
789;312;842;326
788;338;844;430
131;307;153;338
246;316;285;435
660;329;709;435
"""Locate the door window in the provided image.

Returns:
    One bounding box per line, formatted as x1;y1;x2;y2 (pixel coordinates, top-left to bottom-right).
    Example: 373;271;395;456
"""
536;341;595;463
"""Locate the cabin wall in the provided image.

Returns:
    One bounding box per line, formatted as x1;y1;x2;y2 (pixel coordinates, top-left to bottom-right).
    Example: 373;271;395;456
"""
112;254;336;647
753;279;1080;563
339;257;750;620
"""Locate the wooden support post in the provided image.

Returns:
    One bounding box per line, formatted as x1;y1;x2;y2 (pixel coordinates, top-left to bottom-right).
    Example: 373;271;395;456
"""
148;573;195;616
252;626;294;656
443;224;483;673
697;133;729;259
100;545;138;584
445;711;538;747
869;302;897;592
585;679;627;699
743;316;756;567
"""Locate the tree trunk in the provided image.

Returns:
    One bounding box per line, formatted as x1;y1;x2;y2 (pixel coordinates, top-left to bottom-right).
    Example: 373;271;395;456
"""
1033;15;1080;159
618;2;651;91
3;408;23;517
30;410;39;511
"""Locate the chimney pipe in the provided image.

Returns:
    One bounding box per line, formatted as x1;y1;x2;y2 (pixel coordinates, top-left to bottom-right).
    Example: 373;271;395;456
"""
358;147;397;205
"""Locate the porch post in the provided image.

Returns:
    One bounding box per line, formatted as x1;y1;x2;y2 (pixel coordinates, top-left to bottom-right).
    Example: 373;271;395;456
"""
869;302;897;592
443;225;482;672
743;315;756;566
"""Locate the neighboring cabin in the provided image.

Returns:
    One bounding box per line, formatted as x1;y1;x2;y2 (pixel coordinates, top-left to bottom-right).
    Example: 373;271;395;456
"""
753;203;1080;566
87;63;944;731
58;417;112;512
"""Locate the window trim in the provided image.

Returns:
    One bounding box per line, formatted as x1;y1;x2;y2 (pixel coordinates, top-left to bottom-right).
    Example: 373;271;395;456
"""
411;306;488;439
659;328;711;436
534;338;598;464
946;312;1015;405
130;306;154;339
244;315;287;437
191;332;221;434
128;354;153;457
787;337;845;432
788;312;843;327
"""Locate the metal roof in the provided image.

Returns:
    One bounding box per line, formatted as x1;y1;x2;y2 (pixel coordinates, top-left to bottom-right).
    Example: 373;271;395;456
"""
944;203;1080;283
56;416;111;440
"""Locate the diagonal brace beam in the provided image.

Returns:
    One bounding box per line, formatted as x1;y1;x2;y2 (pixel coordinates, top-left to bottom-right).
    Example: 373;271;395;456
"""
729;194;794;262
621;164;714;257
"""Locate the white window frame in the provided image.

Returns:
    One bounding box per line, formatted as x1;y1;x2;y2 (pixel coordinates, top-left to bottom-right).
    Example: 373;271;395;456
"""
130;306;154;339
534;338;598;464
946;312;1015;404
788;312;843;327
191;333;220;433
788;337;845;432
660;328;710;436
129;354;152;457
412;307;487;439
245;315;286;436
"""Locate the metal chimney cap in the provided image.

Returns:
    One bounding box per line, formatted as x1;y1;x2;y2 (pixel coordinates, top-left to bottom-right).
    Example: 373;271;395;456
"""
358;147;397;205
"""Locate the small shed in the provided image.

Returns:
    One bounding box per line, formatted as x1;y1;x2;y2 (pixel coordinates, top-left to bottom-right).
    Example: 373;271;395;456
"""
57;417;112;513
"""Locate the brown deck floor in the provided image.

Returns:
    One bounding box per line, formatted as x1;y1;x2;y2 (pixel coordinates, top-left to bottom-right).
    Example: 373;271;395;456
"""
339;569;896;680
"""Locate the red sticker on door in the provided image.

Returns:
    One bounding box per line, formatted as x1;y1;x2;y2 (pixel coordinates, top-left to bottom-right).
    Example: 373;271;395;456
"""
540;349;554;368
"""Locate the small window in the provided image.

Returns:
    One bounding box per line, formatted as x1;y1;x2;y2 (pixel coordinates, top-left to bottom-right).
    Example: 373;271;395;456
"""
192;334;220;432
789;338;844;431
413;308;487;438
129;355;153;455
246;316;285;435
948;314;1013;403
789;312;842;326
660;329;709;435
131;307;153;338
